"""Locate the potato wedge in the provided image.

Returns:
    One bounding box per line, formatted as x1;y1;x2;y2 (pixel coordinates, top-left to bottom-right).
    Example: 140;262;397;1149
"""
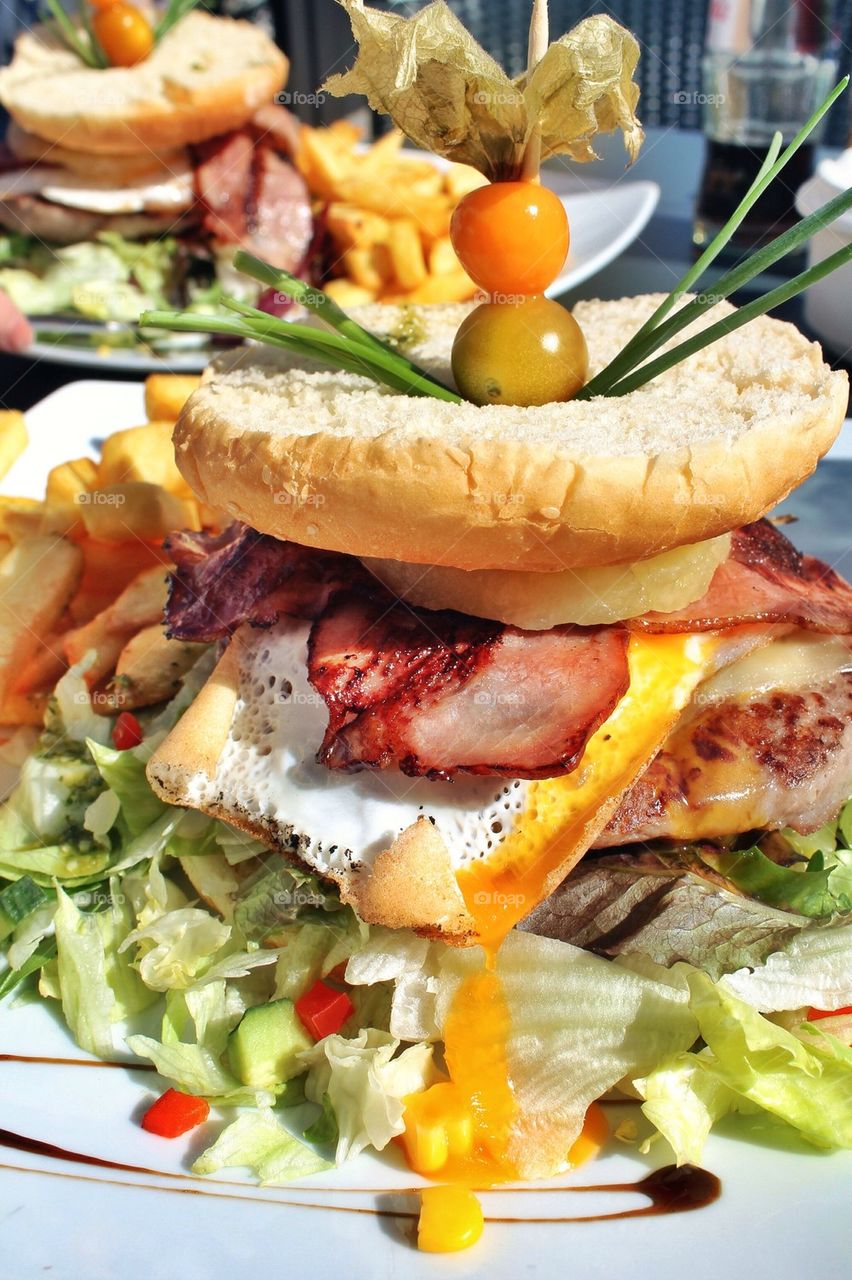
322;279;376;308
70;538;169;626
64;566;169;687
343;246;394;293
11;630;68;697
0;496;44;542
326;203;392;252
79;482;197;543
0;537;82;707
42;457;99;537
392;267;478;305
98;422;187;494
0;689;49;727
388;219;428;290
0;411;27;481
143;375;201;422
100;625;206;712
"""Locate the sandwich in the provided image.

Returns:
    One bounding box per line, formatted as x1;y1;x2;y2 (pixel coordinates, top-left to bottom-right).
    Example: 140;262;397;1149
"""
146;296;852;949
2;2;852;1251
0;10;313;328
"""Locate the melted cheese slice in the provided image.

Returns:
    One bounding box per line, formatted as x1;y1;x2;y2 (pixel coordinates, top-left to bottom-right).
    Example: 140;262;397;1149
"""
458;632;725;950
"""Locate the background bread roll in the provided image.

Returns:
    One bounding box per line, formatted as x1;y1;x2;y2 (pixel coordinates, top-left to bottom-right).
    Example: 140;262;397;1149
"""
0;12;288;155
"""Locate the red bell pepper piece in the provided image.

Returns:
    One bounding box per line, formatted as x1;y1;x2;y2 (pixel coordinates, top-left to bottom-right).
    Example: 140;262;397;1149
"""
807;1005;852;1022
296;979;354;1040
112;711;143;751
141;1088;210;1138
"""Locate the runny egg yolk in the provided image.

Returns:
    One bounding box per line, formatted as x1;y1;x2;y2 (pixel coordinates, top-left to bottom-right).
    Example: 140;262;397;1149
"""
458;633;722;950
403;632;722;1250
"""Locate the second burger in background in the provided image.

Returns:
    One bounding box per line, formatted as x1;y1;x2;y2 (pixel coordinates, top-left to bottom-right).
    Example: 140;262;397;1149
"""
0;9;314;327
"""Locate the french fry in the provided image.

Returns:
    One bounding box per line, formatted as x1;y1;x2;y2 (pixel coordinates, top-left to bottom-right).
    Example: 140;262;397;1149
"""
78;482;198;543
358;129;404;171
429;235;462;276
444;163;488;201
0;689;49;727
391;267;478;305
297;125;357;199
100;625;206;712
98;422;187;494
10;630;68;697
326;203;392;252
343;246;395;293
322;279;377;308
42;457;99;537
327;119;363;147
0;537;82;707
0;496;44;542
70;538;168;625
388;219;428;290
64;566;169;687
0;411;27;481
336;179;452;240
143;375;201;422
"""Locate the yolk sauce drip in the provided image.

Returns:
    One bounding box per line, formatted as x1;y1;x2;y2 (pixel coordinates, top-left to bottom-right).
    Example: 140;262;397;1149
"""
458;633;721;949
400;633;721;1198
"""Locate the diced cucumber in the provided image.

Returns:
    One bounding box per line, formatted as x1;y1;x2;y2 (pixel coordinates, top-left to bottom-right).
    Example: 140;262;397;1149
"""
0;876;50;941
227;999;313;1090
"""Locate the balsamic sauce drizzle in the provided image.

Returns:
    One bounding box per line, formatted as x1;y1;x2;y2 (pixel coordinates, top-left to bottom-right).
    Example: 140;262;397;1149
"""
0;1053;721;1222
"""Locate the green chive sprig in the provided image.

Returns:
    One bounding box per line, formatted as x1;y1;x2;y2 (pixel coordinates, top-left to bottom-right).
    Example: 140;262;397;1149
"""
44;0;106;68
578;77;850;400
142;252;462;404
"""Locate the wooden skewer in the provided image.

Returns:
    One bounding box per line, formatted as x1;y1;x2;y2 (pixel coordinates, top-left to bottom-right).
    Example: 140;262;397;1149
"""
521;0;549;181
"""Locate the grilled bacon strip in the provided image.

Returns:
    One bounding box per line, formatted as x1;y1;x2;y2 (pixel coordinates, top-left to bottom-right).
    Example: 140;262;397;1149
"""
167;526;630;779
166;525;372;641
164;520;852;781
633;520;852;635
307;593;629;780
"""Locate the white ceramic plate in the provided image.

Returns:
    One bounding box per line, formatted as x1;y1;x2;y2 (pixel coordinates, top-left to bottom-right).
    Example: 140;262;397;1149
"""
1;383;849;1280
23;176;660;374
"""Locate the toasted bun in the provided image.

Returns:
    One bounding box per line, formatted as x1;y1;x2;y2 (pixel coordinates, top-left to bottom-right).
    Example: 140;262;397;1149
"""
5;121;190;182
0;13;287;155
174;296;848;572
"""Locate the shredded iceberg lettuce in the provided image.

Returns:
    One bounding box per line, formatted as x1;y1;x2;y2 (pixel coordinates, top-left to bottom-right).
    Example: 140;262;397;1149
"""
637;969;852;1162
303;1029;438;1164
192;1110;332;1183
